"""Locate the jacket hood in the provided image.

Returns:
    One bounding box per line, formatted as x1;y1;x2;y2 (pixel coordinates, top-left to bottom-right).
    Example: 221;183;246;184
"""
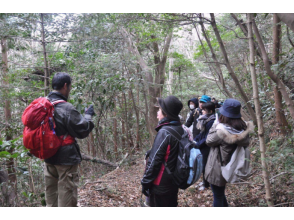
188;98;199;108
216;121;254;145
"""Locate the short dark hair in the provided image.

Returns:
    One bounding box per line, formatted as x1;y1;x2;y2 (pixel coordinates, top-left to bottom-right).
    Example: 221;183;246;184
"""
52;72;72;90
202;102;215;114
219;115;247;131
214;100;220;108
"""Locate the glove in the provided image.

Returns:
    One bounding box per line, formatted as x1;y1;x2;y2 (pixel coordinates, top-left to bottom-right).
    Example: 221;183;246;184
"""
142;185;150;197
85;104;96;116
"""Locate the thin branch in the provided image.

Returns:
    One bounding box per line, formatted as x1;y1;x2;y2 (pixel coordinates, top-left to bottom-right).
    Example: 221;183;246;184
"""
274;202;294;207
203;61;227;66
270;172;289;181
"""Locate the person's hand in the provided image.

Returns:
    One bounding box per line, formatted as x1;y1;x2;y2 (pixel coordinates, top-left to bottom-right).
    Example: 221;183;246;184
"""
85;104;96;116
142;185;150;197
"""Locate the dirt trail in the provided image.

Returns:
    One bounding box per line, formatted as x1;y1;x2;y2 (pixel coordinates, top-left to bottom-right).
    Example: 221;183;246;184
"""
78;160;215;207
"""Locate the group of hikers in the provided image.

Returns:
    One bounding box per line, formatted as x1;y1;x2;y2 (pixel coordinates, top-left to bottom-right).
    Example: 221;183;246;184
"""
141;93;254;207
22;72;253;207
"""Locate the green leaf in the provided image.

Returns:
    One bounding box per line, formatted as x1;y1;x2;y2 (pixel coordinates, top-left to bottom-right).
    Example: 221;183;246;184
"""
10;153;19;158
0;151;10;158
22;192;28;198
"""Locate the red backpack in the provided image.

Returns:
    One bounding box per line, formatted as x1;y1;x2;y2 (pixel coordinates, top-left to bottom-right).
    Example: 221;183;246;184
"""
22;97;75;159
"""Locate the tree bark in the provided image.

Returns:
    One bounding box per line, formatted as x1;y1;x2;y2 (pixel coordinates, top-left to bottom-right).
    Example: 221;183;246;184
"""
113;98;118;159
272;14;289;135
129;88;140;149
40;13;49;96
247;13;274;207
121;27;173;138
276;13;294;33
230;13;262;59
252;17;294;121
1;38;17;207
210;13;257;125
197;18;233;99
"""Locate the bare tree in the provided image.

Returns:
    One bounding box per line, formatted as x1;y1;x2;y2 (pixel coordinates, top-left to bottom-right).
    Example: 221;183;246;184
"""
40;13;49;96
121;27;173;137
272;14;289;135
252;16;294;121
247;13;274;207
1;38;17;206
210;13;257;125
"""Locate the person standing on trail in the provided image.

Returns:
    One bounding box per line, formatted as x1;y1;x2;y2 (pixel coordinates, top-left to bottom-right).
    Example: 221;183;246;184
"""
205;99;254;207
44;72;95;207
185;95;211;139
141;96;184;207
193;101;215;191
184;97;199;135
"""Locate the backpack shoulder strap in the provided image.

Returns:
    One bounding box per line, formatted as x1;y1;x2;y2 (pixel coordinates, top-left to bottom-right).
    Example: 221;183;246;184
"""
51;100;66;106
193;108;200;118
46;96;66;106
161;126;183;141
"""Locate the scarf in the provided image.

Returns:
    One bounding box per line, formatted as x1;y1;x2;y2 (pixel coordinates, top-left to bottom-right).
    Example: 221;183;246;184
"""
196;113;216;132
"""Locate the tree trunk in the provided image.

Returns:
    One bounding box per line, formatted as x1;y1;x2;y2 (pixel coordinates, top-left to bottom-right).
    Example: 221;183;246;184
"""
121;28;173;139
210;13;257;125
276;13;294;33
272;14;289;135
118;94;126;150
247;13;274;207
1;38;17;207
40;13;49;96
196;18;236;101
113;98;118;159
129;88;140;149
252;17;294;121
230;13;262;59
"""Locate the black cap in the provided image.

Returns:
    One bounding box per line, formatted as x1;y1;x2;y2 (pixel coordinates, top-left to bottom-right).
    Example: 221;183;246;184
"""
219;98;242;118
156;96;183;120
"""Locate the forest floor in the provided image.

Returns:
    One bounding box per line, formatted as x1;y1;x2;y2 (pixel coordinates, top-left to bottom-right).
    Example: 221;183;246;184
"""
78;150;294;207
78;155;242;207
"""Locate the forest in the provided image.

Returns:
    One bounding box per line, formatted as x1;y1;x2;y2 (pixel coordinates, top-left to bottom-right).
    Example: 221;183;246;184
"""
1;13;294;207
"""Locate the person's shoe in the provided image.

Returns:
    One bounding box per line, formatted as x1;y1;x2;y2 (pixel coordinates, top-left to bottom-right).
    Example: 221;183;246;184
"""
195;182;204;188
199;185;206;191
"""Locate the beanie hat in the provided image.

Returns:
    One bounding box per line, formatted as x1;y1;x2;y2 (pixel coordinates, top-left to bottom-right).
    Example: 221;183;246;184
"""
156;96;183;121
219;98;242;118
199;95;211;103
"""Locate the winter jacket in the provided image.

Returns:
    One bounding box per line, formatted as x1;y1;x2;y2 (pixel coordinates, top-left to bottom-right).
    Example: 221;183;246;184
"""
194;114;215;157
141;118;184;195
204;121;254;187
194;114;215;151
44;91;94;165
185;108;202;138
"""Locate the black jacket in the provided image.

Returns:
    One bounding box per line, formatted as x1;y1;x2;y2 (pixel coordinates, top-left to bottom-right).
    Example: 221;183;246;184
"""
185;108;202;138
44;92;94;165
194;114;215;157
141;118;184;195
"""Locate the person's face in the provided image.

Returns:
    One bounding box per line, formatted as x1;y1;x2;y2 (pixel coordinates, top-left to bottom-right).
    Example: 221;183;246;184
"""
189;101;195;109
203;109;212;115
199;102;204;109
157;108;165;121
61;83;72;98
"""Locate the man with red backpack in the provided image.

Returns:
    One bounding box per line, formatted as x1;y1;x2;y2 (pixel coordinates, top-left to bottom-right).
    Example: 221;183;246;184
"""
42;72;94;207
